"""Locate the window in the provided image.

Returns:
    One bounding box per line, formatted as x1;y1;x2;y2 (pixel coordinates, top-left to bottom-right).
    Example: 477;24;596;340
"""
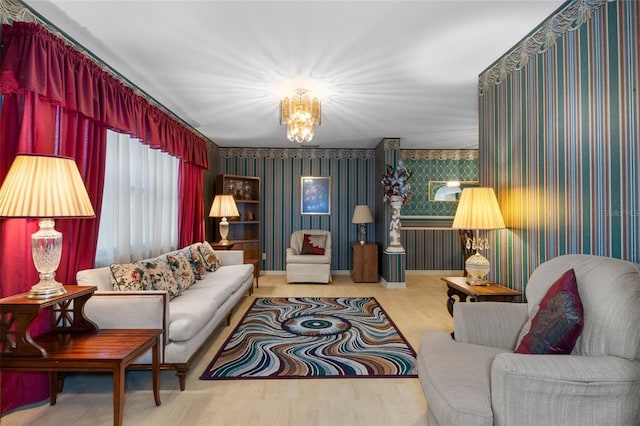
95;130;179;266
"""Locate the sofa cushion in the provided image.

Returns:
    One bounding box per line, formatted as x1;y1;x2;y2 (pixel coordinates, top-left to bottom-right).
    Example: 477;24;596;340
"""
301;233;326;255
167;289;224;342
515;268;583;355
199;241;222;271
167;252;196;291
192;264;253;294
141;260;181;299
110;263;150;291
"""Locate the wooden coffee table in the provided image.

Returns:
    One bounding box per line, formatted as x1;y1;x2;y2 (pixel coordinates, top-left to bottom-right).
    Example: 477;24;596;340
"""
441;276;522;316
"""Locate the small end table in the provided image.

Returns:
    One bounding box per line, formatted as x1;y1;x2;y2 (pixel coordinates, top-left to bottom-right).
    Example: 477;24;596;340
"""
212;241;235;250
244;258;260;288
442;276;522;317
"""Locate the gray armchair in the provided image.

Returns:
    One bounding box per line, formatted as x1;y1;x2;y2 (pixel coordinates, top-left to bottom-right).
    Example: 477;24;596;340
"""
286;230;332;283
417;254;640;425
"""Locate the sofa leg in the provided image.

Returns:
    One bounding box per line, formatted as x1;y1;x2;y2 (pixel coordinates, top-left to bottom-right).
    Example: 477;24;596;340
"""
176;368;187;391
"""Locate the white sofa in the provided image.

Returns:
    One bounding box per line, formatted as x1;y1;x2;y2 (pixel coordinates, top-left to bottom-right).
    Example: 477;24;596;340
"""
286;229;332;283
76;244;254;390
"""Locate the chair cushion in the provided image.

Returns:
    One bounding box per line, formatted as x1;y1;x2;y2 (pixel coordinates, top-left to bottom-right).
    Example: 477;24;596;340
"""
515;268;584;355
417;332;509;426
301;233;326;255
287;254;331;265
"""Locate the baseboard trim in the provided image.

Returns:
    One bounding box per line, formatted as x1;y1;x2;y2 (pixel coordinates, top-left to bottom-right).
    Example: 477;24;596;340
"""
405;270;463;276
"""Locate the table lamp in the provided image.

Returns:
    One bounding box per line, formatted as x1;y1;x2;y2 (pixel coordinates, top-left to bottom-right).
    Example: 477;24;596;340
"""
451;187;505;285
352;205;374;244
209;195;239;245
0;154;95;298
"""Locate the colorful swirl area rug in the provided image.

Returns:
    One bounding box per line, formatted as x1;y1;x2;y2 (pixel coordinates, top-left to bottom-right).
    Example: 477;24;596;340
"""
200;297;417;380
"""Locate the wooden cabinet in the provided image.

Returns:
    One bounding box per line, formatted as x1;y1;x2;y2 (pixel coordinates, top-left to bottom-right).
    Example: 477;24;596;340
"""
350;242;378;282
216;174;261;259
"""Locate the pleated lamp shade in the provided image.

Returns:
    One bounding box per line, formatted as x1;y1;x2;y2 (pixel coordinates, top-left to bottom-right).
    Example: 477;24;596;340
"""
208;195;240;218
0;154;95;218
452;187;505;230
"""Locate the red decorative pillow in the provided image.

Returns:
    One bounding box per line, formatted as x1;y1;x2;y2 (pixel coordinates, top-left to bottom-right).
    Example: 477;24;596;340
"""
300;234;326;255
515;268;584;355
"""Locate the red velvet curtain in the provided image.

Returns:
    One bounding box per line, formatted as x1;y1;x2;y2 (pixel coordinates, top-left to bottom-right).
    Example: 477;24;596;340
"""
0;92;107;413
0;21;208;413
179;161;206;247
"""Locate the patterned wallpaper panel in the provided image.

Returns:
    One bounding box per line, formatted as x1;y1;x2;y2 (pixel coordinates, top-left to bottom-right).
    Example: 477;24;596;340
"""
217;148;376;272
214;145;471;272
401;155;478;217
479;0;639;292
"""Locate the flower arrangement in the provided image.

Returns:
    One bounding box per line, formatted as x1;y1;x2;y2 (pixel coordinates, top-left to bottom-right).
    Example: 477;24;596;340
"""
381;161;413;205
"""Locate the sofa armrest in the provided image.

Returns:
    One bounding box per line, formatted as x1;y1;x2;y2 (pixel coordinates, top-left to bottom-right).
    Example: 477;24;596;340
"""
453;302;528;349
85;291;169;348
217;250;243;265
492;354;640;425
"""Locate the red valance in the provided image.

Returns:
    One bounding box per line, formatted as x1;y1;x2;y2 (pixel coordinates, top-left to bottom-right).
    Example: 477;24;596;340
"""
0;22;208;169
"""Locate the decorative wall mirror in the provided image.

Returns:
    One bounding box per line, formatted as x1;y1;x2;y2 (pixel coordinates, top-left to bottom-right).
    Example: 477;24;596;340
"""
428;181;479;202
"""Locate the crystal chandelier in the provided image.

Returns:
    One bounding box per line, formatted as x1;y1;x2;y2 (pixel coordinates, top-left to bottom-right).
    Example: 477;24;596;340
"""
280;89;321;143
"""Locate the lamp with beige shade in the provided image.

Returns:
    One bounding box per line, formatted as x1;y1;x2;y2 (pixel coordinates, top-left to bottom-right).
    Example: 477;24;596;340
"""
0;154;95;298
209;194;239;245
351;205;374;245
451;187;505;285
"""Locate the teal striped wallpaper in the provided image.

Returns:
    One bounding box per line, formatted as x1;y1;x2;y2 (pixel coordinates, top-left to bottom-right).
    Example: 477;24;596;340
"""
214;144;469;274
479;0;639;292
217;148;376;272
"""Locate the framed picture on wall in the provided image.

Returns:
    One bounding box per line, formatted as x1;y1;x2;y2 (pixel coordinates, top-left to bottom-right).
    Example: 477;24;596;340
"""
428;181;479;202
301;176;331;215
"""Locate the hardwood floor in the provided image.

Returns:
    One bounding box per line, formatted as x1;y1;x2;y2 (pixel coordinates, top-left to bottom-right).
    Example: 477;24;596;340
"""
2;273;453;426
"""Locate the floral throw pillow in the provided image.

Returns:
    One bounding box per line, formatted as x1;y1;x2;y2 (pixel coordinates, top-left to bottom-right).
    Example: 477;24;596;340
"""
188;245;207;280
301;234;326;255
515;268;584;355
141;260;181;299
166;252;196;292
110;263;150;291
199;241;222;272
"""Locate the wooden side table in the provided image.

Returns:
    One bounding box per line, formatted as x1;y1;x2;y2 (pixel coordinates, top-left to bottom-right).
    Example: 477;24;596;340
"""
244;258;260;288
0;286;162;426
441;276;522;316
351;242;378;282
212;241;235;250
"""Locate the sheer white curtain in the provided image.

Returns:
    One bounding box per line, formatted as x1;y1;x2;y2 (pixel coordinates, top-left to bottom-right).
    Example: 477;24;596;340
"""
95;130;179;267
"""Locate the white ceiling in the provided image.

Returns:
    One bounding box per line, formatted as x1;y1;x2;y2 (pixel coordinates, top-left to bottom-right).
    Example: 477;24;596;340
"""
22;0;563;150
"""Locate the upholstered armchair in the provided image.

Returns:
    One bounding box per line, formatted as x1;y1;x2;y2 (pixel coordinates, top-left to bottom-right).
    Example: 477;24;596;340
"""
286;230;332;283
417;254;640;425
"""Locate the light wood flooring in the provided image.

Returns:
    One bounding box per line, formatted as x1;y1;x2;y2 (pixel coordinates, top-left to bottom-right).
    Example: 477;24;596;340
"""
2;273;454;426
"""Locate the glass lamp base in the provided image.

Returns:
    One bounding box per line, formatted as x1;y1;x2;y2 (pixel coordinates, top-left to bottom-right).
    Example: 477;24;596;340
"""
465;252;491;286
358;224;366;245
27;281;67;299
29;218;66;298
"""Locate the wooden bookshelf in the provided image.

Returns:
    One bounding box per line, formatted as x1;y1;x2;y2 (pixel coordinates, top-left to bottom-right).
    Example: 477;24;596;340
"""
216;174;261;259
